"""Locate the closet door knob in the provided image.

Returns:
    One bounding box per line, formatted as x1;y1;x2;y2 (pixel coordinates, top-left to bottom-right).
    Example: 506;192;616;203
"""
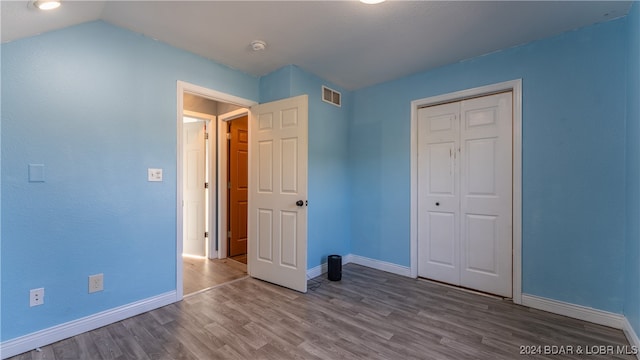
435;202;440;206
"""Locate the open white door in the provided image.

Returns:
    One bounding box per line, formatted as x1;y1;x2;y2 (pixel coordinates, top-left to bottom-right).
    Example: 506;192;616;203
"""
183;121;207;257
249;95;308;293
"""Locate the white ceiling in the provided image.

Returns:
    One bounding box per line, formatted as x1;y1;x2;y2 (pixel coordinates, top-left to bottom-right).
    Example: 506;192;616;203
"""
1;1;632;90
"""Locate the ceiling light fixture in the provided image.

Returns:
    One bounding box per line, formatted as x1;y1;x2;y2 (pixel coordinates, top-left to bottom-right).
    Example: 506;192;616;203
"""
33;0;61;10
360;0;385;4
250;40;267;51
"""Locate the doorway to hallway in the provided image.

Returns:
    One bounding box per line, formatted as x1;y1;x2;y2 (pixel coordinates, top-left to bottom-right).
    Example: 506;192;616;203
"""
180;91;250;296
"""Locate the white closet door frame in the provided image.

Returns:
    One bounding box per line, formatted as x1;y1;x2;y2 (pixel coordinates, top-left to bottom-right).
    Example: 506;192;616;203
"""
410;79;523;304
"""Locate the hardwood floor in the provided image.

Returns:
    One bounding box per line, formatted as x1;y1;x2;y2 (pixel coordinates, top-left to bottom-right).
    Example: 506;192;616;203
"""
8;264;634;359
183;256;247;295
229;253;247;265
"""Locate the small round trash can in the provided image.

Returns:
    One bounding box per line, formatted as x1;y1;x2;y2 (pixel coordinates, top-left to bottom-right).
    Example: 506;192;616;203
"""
327;255;342;281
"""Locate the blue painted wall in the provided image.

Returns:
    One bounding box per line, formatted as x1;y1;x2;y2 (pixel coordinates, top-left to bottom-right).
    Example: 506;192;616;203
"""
260;65;352;269
291;66;352;269
349;18;628;313
1;21;258;341
625;2;640;337
2;7;637;346
259;65;293;104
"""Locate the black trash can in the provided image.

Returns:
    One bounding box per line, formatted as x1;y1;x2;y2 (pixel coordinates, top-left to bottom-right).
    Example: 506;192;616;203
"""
327;255;342;281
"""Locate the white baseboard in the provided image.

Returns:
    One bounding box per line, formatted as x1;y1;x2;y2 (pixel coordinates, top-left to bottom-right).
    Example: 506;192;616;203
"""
0;291;177;359
348;254;412;277
522;294;624;329
518;295;640;358
623;317;640;360
306;254;412;279
307;254;353;279
4;268;637;360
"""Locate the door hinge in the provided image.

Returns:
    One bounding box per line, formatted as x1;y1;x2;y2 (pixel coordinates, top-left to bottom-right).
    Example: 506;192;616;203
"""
227;181;231;189
205;132;209;140
227;230;231;238
226;133;231;140
204;231;209;238
204;182;209;189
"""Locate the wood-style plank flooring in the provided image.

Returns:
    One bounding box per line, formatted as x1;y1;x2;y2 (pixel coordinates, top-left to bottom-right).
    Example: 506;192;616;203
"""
183;256;247;295
8;264;634;359
229;254;247;265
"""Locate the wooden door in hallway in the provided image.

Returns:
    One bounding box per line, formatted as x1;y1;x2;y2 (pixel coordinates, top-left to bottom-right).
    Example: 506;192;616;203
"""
228;115;249;257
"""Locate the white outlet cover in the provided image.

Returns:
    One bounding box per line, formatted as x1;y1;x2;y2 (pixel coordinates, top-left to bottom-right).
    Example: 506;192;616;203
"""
30;288;44;307
148;168;163;182
89;274;104;293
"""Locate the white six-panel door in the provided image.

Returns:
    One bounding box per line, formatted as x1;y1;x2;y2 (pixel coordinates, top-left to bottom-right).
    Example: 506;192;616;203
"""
417;102;461;285
249;95;308;293
417;92;513;297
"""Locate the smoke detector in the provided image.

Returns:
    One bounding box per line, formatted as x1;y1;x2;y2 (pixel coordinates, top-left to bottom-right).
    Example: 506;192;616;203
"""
250;40;267;51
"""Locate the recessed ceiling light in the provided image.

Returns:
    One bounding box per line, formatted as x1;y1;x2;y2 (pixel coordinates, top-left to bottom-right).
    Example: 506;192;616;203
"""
360;0;385;4
33;0;61;10
250;40;267;52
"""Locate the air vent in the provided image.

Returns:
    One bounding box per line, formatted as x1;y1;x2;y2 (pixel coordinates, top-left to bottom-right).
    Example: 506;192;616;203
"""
322;86;341;107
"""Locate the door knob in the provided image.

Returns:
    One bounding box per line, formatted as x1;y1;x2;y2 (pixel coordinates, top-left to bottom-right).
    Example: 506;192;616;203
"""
296;200;304;207
435;202;440;206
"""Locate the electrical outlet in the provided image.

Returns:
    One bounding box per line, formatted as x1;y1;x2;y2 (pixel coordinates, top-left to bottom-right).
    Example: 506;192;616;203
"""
30;288;44;307
88;274;104;293
147;168;163;182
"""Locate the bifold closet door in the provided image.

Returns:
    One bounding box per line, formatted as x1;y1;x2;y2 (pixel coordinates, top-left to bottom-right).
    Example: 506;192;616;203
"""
417;92;513;298
417;102;461;286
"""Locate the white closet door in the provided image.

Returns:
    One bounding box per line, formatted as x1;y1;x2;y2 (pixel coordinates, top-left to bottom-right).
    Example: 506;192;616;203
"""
417;102;461;285
417;92;513;297
459;93;512;297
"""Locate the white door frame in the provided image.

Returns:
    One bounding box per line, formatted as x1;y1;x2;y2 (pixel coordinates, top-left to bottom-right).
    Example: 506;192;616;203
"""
176;81;257;301
217;108;250;260
410;79;523;304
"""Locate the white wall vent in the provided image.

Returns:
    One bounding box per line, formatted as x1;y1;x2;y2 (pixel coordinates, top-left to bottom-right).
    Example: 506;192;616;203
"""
322;85;341;107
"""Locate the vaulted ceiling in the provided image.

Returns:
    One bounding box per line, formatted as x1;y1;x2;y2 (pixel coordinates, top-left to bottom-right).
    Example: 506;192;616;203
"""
1;1;632;90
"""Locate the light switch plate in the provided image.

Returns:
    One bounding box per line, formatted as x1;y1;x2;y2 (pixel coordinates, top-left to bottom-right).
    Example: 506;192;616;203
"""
29;164;45;182
148;168;163;182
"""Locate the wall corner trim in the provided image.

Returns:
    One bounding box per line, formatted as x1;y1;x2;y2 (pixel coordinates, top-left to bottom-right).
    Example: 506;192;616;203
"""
521;294;624;329
0;291;177;359
623;317;640;360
